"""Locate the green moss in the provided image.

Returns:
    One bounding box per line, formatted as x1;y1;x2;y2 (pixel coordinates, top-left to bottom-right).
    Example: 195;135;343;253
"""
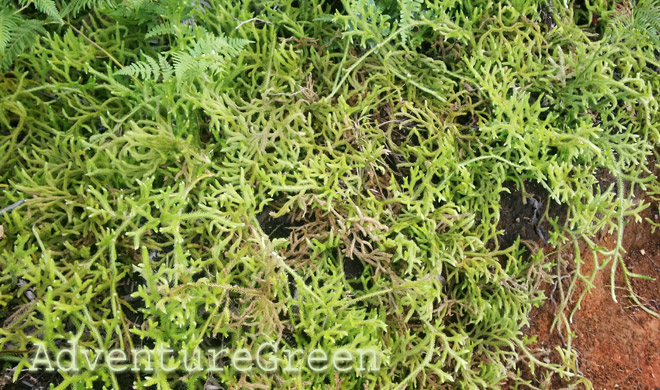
1;0;659;389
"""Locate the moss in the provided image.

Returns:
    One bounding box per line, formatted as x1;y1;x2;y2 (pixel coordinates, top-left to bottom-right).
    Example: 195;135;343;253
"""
1;0;659;389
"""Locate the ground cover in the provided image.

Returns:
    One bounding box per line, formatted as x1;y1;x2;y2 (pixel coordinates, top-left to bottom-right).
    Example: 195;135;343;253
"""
1;0;660;389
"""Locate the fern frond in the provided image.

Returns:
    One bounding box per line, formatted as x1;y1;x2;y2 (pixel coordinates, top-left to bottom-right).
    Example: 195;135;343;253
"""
116;34;250;83
115;53;162;80
398;0;422;45
0;18;44;70
633;0;660;47
173;35;250;79
191;35;250;57
122;0;150;10
145;23;178;39
158;53;173;80
62;0;115;18
18;0;62;22
0;9;21;53
171;40;221;79
109;0;164;22
171;50;199;79
613;0;660;47
223;37;252;55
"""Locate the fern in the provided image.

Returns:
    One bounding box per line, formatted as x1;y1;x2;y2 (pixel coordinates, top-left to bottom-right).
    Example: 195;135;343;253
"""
144;23;204;39
613;0;660;47
332;0;428;48
108;0;167;25
0;9;21;53
145;23;179;39
172;35;249;79
398;0;422;45
116;34;250;83
158;52;174;80
18;0;63;23
61;0;116;18
122;0;158;11
632;0;660;47
116;53;168;81
0;18;45;70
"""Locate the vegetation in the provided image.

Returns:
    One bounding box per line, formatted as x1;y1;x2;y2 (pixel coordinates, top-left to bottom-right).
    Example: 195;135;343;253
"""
1;0;659;388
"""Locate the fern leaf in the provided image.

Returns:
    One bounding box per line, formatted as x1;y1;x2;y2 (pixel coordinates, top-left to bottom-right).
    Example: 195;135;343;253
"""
0;9;21;53
62;0;114;18
193;35;251;57
173;35;249;80
144;54;160;80
116;34;250;83
171;51;197;79
0;18;45;70
633;0;660;47
224;37;252;55
122;0;152;11
157;53;173;81
19;0;63;22
398;0;422;45
145;23;178;39
615;0;660;48
115;53;162;80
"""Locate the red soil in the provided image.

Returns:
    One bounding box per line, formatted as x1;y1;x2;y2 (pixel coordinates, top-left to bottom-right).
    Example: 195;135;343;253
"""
520;197;660;389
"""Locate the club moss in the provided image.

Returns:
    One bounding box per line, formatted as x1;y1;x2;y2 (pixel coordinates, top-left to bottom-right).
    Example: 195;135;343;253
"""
1;0;659;389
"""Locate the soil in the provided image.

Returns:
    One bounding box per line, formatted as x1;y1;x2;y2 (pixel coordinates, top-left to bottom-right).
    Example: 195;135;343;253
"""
257;204;298;240
496;180;567;254
517;193;660;389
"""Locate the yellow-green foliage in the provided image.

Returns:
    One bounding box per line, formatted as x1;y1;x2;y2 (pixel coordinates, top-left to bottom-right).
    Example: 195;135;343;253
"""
1;0;659;389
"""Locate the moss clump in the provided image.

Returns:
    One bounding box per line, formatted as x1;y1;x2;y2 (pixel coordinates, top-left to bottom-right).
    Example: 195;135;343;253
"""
1;0;659;389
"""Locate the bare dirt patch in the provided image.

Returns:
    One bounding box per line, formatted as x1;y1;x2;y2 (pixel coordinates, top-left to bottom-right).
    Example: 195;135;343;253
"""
521;195;660;389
